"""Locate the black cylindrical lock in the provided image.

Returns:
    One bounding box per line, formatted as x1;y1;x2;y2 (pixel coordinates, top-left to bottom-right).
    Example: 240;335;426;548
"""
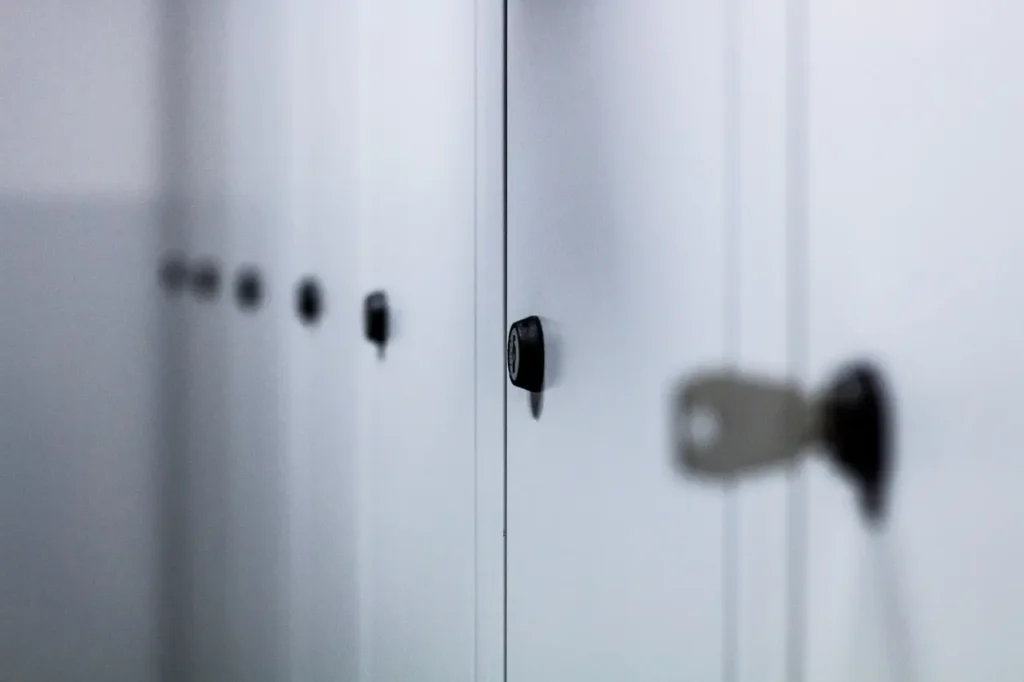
507;316;544;392
296;277;323;325
160;252;189;295
821;362;891;522
191;259;221;300
364;291;389;352
235;266;264;311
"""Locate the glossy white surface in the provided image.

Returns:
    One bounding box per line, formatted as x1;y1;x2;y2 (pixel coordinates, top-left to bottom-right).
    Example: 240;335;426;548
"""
281;1;361;680
222;1;293;680
472;1;508;680
506;2;747;679
175;2;231;678
355;1;489;680
733;0;793;679
802;2;1024;680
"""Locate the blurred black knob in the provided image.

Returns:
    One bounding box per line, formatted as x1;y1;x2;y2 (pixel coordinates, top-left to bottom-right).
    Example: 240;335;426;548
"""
364;291;389;352
296;277;323;325
235;266;264;312
159;252;189;295
191;259;221;300
821;361;891;523
507;316;544;392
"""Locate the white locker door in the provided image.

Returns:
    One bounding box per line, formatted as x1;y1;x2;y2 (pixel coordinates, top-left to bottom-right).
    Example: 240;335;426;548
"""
157;4;194;679
802;2;1024;680
282;0;361;680
0;4;164;680
355;2;481;680
732;1;797;680
177;2;231;679
222;1;291;680
505;2;767;680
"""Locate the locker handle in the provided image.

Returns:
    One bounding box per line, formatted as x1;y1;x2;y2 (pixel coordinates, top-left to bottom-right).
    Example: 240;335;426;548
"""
675;361;892;523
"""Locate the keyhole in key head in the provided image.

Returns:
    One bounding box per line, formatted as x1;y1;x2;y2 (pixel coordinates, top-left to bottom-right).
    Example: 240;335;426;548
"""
686;407;722;451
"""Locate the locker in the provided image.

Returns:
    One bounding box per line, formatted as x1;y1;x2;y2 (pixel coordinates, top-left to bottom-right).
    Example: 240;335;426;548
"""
158;3;194;681
282;0;361;679
14;2;1024;680
353;2;491;680
221;0;291;680
799;2;1024;680
176;0;232;677
505;2;789;680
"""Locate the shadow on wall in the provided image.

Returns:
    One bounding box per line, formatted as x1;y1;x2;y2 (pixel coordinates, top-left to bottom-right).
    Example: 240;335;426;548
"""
0;200;163;682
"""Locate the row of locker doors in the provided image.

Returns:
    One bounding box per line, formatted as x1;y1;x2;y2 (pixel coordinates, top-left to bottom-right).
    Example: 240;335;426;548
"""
161;1;1024;681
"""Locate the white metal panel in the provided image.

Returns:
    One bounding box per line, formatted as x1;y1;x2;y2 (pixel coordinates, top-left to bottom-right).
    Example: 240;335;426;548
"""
221;1;292;680
176;2;232;679
473;0;508;681
355;1;480;680
734;0;793;679
506;2;732;679
802;2;1024;680
282;0;361;680
157;2;194;679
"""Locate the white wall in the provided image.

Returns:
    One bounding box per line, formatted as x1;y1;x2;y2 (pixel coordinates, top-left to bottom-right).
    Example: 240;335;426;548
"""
0;2;164;681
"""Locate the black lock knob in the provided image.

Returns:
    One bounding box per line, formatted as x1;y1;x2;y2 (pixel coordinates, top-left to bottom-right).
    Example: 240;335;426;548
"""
364;291;389;353
191;258;221;300
235;266;264;312
296;277;323;325
507;316;544;393
821;362;891;523
159;252;189;295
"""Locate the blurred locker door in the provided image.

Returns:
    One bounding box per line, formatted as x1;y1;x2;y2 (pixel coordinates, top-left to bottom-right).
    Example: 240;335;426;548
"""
0;3;164;681
800;2;1024;680
221;0;291;680
157;2;194;680
281;0;362;680
505;1;788;680
731;1;796;680
175;2;232;680
355;1;487;680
